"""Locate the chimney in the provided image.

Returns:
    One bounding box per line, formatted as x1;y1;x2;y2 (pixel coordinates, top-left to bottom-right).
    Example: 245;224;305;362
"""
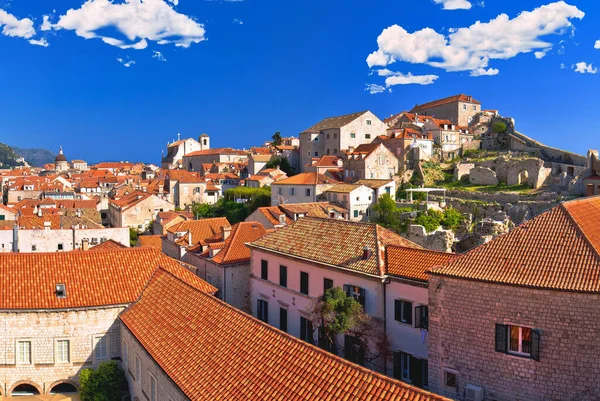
362;246;372;260
188;230;192;246
76;209;82;218
221;225;232;240
37;208;43;217
82;238;90;251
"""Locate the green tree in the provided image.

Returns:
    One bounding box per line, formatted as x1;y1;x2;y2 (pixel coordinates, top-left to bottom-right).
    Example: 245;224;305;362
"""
265;157;295;176
308;287;390;369
372;194;402;231
192;203;213;218
80;361;129;401
129;227;139;247
492;121;507;133
441;207;464;230
414;209;443;233
272;131;283;146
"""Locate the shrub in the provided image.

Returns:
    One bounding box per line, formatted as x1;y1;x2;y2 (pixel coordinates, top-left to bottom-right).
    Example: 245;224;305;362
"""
80;361;129;401
441;207;464;230
414;211;442;233
492;122;507;133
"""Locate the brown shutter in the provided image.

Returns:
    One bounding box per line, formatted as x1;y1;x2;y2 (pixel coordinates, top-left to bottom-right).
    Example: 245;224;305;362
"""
531;330;541;361
495;323;508;353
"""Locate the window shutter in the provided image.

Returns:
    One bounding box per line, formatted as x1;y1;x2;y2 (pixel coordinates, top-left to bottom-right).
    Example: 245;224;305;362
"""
531;330;541;361
415;306;429;330
359;288;366;309
495;323;508;353
404;301;413;325
343;284;351;297
394;300;402;322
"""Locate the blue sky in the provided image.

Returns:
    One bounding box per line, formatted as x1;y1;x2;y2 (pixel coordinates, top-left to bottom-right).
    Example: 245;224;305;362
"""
0;0;598;163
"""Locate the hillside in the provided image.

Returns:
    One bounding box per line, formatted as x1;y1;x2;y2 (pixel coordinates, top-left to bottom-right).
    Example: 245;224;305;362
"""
0;143;26;168
12;147;55;167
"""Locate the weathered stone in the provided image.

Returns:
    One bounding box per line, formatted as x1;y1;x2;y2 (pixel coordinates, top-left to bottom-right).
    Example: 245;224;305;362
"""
469;167;498;185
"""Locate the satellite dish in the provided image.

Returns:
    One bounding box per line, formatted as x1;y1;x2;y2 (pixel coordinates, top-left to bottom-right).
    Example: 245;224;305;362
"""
277;194;286;205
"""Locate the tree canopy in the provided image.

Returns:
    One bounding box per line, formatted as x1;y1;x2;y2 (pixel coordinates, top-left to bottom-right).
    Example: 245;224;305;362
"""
79;361;129;401
265;157;295;176
271;131;283;146
191;186;271;224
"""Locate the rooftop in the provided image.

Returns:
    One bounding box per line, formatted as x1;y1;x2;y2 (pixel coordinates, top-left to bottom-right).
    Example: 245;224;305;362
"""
120;268;450;401
411;94;481;111
273;172;338;186
210;222;267;265
386;246;457;282
429;196;600;292
303;110;369;132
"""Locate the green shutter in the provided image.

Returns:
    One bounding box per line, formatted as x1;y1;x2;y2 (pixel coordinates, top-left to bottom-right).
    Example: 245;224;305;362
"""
531;330;541;361
394;300;402;322
495;324;508;353
404;301;413;325
415;306;428;330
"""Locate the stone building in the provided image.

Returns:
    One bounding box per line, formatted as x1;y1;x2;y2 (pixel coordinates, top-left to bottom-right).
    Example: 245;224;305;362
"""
323;184;374;222
427;196;600;401
245;202;348;229
271;172;338;205
376;125;433;171
161;134;210;170
161;217;230;260
411;94;481;127
54;147;69;172
342;142;398;181
0;247;216;397
583;149;600;196
299;110;387;172
183;148;248;172
108;191;174;230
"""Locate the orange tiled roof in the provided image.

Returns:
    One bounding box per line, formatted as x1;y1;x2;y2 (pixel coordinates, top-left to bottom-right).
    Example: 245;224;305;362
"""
253;206;293;225
411;94;480;111
137;235;165;251
88;239;127;251
386;246;457;282
429;197;600;292
168;217;231;246
249;217;422;276
120;269;450;401
302;110;369;132
0;247;215;310
273;172;338;185
211;222;267;265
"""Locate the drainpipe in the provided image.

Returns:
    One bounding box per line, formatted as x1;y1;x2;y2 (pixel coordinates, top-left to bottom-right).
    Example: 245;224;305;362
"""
382;275;390;376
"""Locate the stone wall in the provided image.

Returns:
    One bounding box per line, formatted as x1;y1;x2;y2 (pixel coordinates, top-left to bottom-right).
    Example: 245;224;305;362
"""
0;306;124;395
121;324;187;401
453;163;474;182
405;225;454;253
469;167;498;185
428;275;600;401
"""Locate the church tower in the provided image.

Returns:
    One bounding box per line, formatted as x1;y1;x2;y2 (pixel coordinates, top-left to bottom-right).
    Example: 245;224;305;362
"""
199;133;210;150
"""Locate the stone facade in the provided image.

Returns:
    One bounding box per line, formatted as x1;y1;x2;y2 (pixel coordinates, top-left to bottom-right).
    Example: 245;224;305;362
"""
121;325;187;401
412;95;481;127
469;167;498;185
0;306;124;396
453;163;474;182
428;275;600;401
405;225;454;253
109;195;174;230
343;143;398;181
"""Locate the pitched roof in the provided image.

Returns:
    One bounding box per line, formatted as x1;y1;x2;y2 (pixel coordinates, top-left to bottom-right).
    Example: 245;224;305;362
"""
355;179;394;189
137;235;165;251
248;217;422;276
120;269;450;401
0;247;216;310
411;94;481;111
88;239;127;251
324;184;365;193
168;217;231;246
303;110;368;132
273;172;338;185
211;222;267;265
184;148;247;157
346;143;382;157
386;246;457;282
278;202;348;218
252;206;294;225
429;197;600;292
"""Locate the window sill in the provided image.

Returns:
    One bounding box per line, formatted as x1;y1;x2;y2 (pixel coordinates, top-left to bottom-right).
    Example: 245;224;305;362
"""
394;320;414;327
506;352;533;360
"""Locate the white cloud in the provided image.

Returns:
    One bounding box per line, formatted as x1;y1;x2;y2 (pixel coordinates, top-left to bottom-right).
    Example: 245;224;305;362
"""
374;68;439;85
365;84;386;94
470;67;499;76
560;63;566;69
433;0;472;10
534;50;548;59
152;50;166;61
367;2;584;77
595;40;600;49
29;38;49;47
40;15;53;31
49;0;206;49
0;8;35;39
573;62;597;74
117;57;136;67
233;18;243;25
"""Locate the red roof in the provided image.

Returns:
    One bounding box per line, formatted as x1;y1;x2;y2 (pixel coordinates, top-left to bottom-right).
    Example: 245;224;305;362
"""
274;172;338;185
210;222;267;265
386;246;457;282
120;269;450;401
411;94;481;111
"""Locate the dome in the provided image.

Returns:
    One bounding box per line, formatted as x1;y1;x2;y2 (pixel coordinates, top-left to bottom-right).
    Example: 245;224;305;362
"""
55;146;67;163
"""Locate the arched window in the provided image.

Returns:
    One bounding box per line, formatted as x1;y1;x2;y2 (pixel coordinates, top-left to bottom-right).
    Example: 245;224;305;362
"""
11;383;41;396
50;382;78;394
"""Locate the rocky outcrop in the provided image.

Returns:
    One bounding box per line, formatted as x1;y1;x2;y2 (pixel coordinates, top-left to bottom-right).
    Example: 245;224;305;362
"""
469;167;498;185
405;225;454;253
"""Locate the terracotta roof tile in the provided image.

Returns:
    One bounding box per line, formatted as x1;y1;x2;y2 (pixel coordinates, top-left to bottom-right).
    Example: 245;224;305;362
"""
88;239;126;251
411;94;480;111
211;222;267;265
430;197;600;292
273;172;339;185
249;218;422;276
168;218;231;246
302;111;369;132
0;247;216;310
386;246;456;282
120;269;450;401
137;235;165;251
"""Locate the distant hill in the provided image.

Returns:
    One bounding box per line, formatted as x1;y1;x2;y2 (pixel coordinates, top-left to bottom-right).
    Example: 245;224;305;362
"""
12;147;55;167
0;143;26;168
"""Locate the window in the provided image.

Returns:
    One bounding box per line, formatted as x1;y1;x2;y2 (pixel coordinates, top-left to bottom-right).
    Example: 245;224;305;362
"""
300;316;313;343
444;370;457;390
473;105;477;111
280;308;288;333
327;149;330;155
462;104;467;110
343;285;365;309
394;299;413;325
495;324;540;360
123;341;128;369
277;187;282;195
344;335;365;366
365;134;371;139
150;374;157;401
261;260;268;280
289;188;296;196
300;271;309;295
307;151;311;156
135;356;141;382
333;148;338;153
318;326;335;352
279;265;287;287
314;137;319;142
415;305;428;330
93;335;108;360
257;299;268;323
17;340;32;365
333;133;337;139
393;352;428;388
353;210;359;218
323;278;333;293
327;134;330;139
56;339;70;363
305;188;311;197
57;243;64;251
314;151;319;157
366;119;372;125
31;245;36;251
350;133;356;139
